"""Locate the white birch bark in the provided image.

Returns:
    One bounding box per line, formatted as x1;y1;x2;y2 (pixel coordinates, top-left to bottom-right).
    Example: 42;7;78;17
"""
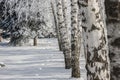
50;1;62;51
85;0;110;80
56;0;71;69
78;0;88;62
71;0;80;78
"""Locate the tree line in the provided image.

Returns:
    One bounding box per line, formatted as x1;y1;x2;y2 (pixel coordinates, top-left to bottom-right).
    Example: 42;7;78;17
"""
54;0;120;80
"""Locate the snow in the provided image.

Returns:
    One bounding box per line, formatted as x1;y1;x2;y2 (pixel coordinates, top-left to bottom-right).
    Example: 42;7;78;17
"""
0;38;86;80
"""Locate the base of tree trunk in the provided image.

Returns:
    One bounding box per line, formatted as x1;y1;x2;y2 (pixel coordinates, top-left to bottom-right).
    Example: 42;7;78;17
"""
71;57;80;78
64;57;71;69
71;66;80;78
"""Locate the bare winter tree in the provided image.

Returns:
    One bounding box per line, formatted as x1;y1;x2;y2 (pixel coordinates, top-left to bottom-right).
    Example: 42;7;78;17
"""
78;0;88;61
71;0;80;78
56;0;71;69
84;0;110;80
105;0;120;80
50;1;62;51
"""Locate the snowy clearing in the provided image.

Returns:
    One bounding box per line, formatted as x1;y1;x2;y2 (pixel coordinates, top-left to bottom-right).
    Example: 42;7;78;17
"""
0;38;86;80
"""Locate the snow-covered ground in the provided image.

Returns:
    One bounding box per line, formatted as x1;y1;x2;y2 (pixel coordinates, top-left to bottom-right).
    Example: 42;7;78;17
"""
0;38;86;80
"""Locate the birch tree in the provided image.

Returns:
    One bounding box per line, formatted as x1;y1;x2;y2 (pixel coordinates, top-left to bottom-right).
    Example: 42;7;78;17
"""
50;1;62;51
85;0;110;80
105;0;120;80
78;0;88;61
71;0;80;78
56;0;71;69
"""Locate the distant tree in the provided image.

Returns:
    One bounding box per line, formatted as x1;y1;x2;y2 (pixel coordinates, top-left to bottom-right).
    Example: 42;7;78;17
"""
0;0;54;46
105;0;120;80
27;12;46;46
0;0;30;46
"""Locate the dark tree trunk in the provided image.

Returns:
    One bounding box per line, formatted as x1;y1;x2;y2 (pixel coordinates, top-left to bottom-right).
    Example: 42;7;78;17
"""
105;0;120;80
33;36;37;46
71;0;80;78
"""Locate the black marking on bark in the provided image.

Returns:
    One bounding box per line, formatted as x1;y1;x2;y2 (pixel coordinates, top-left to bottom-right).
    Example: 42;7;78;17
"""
96;14;99;19
82;26;87;32
89;24;100;32
92;47;108;63
87;51;91;62
107;35;112;39
71;44;75;51
92;8;95;12
82;18;86;22
78;2;88;8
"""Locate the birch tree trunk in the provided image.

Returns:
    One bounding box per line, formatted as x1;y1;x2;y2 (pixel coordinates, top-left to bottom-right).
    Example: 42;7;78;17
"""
50;2;62;51
62;0;67;29
56;0;71;69
85;0;110;80
71;0;80;78
78;0;88;62
62;0;71;53
105;0;120;80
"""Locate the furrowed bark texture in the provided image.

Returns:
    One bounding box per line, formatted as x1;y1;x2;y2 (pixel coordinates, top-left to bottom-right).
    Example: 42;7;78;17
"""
71;0;80;78
56;0;71;69
105;0;120;80
85;0;110;80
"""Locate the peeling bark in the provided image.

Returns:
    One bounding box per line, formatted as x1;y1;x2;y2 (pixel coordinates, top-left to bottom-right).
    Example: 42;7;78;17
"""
33;36;37;46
